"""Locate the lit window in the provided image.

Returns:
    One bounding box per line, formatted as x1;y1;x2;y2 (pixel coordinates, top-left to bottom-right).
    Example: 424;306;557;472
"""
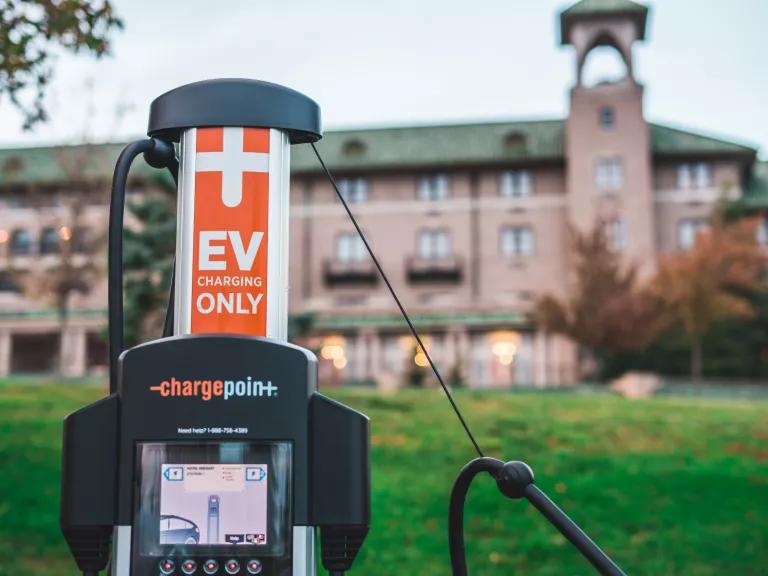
677;162;711;190
500;170;533;198
677;218;709;250
604;218;626;252
336;233;366;263
337;177;368;203
10;229;33;255
500;226;534;257
40;227;60;254
417;229;451;260
418;174;450;201
599;106;615;129
595;157;624;191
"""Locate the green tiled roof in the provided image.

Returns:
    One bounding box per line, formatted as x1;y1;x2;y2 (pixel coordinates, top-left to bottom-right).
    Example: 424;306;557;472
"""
291;119;565;172
0;120;758;185
0;140;157;187
739;161;768;210
562;0;647;16
315;310;525;330
649;124;757;158
560;0;649;44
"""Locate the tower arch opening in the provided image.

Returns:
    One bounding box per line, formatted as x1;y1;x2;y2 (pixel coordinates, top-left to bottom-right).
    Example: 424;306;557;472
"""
580;40;629;87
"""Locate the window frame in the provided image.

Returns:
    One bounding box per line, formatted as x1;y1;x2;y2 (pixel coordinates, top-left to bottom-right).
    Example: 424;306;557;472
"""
335;232;367;263
595;156;624;192
500;170;533;198
10;229;33;256
499;225;535;257
417;173;450;202
416;228;452;260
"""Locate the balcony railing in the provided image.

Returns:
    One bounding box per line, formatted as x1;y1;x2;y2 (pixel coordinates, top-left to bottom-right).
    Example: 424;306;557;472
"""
323;259;379;287
406;255;463;283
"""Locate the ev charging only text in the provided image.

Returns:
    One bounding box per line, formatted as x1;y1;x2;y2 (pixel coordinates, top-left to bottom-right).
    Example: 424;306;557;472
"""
197;230;264;316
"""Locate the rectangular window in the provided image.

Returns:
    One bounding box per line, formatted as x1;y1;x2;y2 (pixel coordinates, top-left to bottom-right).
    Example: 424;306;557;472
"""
417;174;450;201
417;229;451;260
604;218;626;252
677;162;711;190
500;170;533;198
595;157;624;191
337;177;368;203
500;226;534;257
599;106;615;129
677;218;709;250
336;232;366;263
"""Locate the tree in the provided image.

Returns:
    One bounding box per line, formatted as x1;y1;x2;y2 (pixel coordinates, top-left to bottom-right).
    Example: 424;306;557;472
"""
535;226;665;378
123;173;176;346
649;218;766;381
0;0;122;129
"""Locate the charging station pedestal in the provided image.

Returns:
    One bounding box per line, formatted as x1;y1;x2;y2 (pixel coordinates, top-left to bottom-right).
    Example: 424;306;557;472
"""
60;80;370;576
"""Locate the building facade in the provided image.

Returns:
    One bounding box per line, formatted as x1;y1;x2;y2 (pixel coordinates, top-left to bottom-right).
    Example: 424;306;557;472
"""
0;0;766;385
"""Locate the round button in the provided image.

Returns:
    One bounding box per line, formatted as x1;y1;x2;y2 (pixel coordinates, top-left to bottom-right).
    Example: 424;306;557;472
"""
203;559;219;575
246;559;262;575
159;559;175;575
224;559;240;574
181;560;197;575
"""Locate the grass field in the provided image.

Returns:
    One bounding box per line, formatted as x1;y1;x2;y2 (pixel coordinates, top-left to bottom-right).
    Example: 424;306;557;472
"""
0;382;766;575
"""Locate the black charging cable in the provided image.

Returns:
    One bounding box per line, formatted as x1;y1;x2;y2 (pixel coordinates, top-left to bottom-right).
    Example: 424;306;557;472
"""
108;138;177;393
449;458;627;576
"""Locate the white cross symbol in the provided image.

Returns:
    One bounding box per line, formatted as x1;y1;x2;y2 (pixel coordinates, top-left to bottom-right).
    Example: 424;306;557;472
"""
196;127;269;208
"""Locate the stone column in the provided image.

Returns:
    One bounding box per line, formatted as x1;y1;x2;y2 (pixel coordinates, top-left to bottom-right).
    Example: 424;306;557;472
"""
453;326;470;387
533;331;547;388
0;329;11;376
61;324;87;377
366;329;381;387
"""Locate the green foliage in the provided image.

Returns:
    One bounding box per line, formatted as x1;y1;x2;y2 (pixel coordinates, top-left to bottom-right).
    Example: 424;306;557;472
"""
0;0;122;128
603;291;768;380
1;383;767;575
123;191;176;346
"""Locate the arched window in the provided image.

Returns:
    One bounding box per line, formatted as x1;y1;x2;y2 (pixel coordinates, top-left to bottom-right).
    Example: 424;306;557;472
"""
10;229;33;255
39;227;60;254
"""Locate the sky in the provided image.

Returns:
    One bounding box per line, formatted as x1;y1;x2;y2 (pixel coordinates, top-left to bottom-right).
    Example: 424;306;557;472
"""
0;0;766;158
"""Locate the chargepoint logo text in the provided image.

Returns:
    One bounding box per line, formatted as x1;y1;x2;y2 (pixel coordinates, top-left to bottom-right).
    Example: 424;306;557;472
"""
150;376;278;401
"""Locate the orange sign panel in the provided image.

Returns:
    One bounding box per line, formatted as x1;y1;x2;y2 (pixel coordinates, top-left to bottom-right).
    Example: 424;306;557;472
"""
190;126;270;335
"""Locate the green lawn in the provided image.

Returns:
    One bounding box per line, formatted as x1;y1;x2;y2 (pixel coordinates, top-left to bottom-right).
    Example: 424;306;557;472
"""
0;382;766;575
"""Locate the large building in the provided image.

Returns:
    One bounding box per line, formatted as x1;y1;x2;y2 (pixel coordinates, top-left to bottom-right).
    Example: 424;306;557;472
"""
0;0;766;385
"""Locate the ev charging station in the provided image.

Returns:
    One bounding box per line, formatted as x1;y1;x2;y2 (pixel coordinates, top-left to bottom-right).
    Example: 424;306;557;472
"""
60;80;370;576
60;77;629;576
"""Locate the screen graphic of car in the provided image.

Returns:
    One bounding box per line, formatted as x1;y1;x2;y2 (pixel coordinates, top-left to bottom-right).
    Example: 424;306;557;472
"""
159;515;200;545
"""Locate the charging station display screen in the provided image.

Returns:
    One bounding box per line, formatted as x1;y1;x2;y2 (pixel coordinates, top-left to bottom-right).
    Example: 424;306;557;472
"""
134;442;291;558
159;463;268;546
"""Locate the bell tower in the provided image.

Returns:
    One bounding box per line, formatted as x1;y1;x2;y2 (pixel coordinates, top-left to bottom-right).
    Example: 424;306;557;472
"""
561;0;656;274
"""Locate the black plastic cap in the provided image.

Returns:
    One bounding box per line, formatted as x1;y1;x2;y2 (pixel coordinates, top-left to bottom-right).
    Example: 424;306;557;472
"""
147;79;322;144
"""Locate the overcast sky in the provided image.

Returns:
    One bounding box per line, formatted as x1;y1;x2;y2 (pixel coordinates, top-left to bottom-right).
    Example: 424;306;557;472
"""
0;0;766;158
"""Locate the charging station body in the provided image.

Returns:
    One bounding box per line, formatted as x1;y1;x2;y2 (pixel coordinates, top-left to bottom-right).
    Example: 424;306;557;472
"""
61;80;370;576
62;335;369;576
